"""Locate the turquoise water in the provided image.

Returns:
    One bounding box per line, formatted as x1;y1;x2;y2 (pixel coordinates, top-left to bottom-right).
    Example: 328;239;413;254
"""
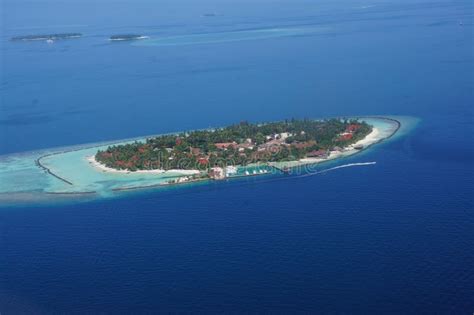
0;0;473;313
0;116;410;203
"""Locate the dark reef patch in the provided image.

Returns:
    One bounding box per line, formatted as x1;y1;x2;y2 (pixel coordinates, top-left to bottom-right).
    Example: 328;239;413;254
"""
0;113;56;126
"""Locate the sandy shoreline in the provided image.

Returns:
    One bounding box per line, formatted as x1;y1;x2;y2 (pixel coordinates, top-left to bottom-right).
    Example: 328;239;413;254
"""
87;125;384;176
86;156;201;176
352;126;380;147
0;116;408;203
277;127;382;168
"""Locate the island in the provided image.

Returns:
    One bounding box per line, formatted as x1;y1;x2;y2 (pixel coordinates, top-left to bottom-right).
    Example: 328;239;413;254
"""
109;34;149;41
10;33;82;41
0;116;411;203
94;118;374;181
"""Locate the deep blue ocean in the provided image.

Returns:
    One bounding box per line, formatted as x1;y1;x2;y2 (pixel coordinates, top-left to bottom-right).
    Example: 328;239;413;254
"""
1;0;473;313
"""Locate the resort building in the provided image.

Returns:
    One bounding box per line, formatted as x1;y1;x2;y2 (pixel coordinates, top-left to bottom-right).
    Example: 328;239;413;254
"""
209;167;225;180
215;142;237;150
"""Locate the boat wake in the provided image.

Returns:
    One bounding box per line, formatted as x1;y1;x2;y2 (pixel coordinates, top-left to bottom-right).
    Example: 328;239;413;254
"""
135;26;331;47
227;162;378;187
297;162;377;178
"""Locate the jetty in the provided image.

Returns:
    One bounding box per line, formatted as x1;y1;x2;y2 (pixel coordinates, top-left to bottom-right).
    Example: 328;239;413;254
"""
267;163;291;174
35;154;74;186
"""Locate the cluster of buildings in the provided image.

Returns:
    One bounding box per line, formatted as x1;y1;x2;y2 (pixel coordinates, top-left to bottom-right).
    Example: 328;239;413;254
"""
214;138;254;152
192;126;365;179
208;166;238;180
337;124;361;142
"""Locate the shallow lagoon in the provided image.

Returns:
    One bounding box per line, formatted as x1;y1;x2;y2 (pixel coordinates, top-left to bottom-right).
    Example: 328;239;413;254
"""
1;0;472;312
0;116;416;205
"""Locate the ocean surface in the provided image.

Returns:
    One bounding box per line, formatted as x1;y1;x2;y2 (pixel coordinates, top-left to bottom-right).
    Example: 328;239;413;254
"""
1;0;473;313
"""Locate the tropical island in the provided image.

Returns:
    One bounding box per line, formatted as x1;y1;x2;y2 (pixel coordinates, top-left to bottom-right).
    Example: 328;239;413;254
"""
0;116;409;202
94;119;374;180
10;33;82;41
109;34;149;41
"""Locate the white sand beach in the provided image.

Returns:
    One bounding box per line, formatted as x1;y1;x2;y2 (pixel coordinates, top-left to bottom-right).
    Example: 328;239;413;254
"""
86;156;200;176
0;116;406;199
278;127;383;168
87;123;389;177
351;127;380;148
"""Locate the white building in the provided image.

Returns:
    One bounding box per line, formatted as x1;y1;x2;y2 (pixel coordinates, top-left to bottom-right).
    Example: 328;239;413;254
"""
225;166;238;176
209;167;225;180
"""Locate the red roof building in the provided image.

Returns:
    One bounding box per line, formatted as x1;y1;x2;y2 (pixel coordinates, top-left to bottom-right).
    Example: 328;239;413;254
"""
346;124;360;133
292;140;317;150
215;142;236;150
338;133;353;141
198;157;209;166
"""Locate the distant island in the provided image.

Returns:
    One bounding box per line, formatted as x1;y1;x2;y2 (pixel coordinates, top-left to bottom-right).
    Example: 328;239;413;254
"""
95;119;374;180
109;34;149;41
10;33;82;41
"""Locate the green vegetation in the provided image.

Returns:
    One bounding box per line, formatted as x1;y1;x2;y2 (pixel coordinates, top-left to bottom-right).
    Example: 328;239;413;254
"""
95;119;372;171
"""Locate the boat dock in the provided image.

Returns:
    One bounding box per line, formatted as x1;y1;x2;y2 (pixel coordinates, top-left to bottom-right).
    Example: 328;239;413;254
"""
267;163;291;174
